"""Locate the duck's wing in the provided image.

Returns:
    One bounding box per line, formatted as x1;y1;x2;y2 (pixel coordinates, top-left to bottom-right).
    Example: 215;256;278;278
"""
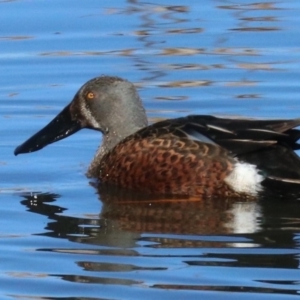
138;115;300;180
186;115;300;152
139;115;300;152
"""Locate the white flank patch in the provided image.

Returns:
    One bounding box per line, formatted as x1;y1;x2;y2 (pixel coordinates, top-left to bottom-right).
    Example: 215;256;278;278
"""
224;162;264;196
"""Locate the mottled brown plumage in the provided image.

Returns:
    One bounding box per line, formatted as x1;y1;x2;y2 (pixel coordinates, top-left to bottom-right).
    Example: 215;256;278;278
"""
98;133;235;196
14;76;300;198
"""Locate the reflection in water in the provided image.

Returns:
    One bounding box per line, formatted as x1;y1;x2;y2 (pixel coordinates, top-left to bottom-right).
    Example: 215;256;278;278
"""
20;187;300;248
28;0;288;97
20;189;262;241
18;184;300;292
20;192;140;248
59;273;140;286
97;184;262;237
218;2;282;32
0;36;34;40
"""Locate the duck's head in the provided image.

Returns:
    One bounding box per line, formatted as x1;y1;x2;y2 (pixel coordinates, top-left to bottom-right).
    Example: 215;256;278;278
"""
14;76;148;155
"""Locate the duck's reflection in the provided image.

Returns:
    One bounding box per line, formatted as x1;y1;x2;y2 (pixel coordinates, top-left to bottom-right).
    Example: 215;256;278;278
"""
20;192;97;240
19;186;300;286
20;185;263;246
96;184;262;236
20;191;139;248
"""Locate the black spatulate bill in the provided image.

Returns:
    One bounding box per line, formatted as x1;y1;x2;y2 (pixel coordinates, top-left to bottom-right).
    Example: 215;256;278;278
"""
14;104;81;155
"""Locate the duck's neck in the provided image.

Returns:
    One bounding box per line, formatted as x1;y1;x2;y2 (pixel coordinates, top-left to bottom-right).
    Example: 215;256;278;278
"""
87;123;147;178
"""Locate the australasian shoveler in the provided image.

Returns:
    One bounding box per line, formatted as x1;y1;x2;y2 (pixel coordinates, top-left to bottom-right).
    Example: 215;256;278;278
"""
14;76;300;198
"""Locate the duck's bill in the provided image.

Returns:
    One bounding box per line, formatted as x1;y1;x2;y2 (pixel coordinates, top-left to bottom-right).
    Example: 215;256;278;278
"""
14;104;81;155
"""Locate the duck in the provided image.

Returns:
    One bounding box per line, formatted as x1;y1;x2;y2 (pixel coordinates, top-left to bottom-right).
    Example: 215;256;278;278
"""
14;76;300;198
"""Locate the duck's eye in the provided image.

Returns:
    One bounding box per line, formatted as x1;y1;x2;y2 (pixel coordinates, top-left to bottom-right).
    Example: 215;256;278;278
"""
86;92;95;100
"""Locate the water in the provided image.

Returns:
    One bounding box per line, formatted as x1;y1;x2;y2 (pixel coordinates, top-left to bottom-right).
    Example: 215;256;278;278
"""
1;0;300;299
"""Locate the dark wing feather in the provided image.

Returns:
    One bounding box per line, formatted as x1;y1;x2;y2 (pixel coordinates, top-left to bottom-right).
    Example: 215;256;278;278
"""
141;115;300;153
137;115;300;179
185;115;300;151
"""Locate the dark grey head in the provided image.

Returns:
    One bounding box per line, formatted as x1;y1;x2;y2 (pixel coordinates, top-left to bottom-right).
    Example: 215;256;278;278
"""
75;76;147;135
14;76;148;156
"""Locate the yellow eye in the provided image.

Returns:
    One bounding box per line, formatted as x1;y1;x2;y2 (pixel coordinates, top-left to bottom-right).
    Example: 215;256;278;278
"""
86;92;95;100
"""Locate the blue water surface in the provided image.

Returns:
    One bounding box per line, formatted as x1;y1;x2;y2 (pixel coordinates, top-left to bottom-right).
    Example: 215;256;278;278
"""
1;0;300;299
